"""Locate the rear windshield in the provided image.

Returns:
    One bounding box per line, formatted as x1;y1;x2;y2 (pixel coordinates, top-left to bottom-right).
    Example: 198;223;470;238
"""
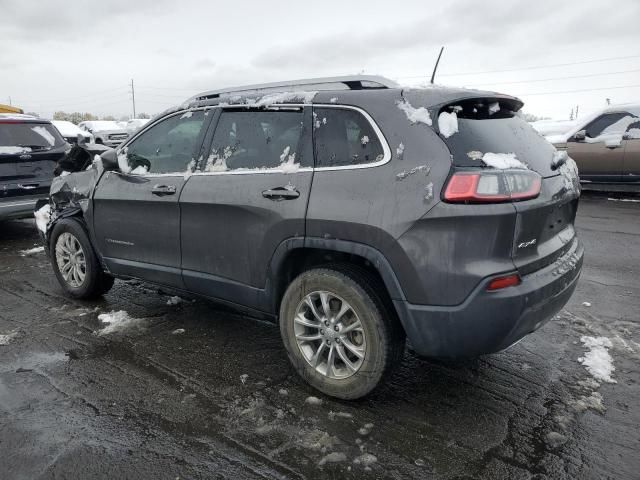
438;100;557;178
0;122;65;151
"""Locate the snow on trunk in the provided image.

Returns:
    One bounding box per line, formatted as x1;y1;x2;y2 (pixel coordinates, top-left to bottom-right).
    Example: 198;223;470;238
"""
481;152;528;170
397;100;432;126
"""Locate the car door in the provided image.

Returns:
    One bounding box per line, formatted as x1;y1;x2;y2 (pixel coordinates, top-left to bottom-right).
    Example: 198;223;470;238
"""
567;112;628;182
92;109;210;287
622;119;640;182
179;106;314;311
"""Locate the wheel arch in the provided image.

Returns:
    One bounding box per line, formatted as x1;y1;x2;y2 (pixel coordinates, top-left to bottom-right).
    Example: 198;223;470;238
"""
267;237;407;316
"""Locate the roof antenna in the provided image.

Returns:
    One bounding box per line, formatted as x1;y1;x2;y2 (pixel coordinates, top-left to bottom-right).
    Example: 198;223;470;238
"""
430;46;444;84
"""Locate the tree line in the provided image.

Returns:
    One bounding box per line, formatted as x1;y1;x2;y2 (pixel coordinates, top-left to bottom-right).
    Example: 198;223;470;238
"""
52;111;151;123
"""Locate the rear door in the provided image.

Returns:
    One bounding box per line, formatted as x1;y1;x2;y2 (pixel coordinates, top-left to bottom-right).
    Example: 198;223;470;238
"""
567;112;630;182
179;106;314;310
92;110;210;287
622;119;640;182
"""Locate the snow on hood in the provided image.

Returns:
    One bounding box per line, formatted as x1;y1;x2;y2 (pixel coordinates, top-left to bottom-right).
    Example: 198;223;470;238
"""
52;121;90;138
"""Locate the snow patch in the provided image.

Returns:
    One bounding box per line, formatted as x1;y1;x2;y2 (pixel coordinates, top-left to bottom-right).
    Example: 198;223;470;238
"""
482;152;528;170
254;91;317;107
171;328;185;335
488;102;500;115
318;452;347;466
0;332;18;345
31;126;56;146
131;165;149;175
305;396;323;406
396;165;430;180
20;246;45;256
117;147;130;173
582;302;591;307
438;111;459;138
397;100;432;126
396;143;405;158
328;411;353;420
578;336;616;383
34;204;51;234
424;182;434;201
329;97;338;103
353;453;377;467
360;135;370;145
180;111;194;119
240;374;249;385
96;311;146;336
545;431;567;449
166;296;183;306
279;146;300;173
572;391;605;413
0;146;31;154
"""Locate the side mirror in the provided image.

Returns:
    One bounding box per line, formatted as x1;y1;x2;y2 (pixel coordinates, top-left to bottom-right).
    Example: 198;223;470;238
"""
100;149;120;171
573;130;586;141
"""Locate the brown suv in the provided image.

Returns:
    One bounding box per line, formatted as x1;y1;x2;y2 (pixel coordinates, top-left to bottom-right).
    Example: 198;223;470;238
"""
549;104;640;189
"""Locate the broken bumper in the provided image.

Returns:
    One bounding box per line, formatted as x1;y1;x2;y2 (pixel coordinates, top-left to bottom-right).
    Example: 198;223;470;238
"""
394;237;584;357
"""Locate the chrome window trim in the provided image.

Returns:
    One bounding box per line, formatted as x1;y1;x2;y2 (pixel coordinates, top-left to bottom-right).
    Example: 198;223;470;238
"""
189;103;391;177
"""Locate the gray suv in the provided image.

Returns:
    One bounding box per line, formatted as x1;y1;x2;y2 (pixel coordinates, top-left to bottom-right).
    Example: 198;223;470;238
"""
41;76;584;399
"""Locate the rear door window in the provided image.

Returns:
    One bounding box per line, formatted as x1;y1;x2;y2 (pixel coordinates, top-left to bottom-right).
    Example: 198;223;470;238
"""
313;107;384;168
0;122;65;152
122;111;207;174
205;108;307;171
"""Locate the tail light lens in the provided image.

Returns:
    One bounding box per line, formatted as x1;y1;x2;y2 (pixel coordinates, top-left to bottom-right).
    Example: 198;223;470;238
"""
444;170;541;203
487;274;521;291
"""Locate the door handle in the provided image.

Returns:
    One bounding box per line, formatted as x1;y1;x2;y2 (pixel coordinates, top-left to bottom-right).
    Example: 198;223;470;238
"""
152;184;177;195
262;187;300;200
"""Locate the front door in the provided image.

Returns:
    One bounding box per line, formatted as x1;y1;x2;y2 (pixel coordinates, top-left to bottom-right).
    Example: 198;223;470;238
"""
622;119;640;182
179;106;313;311
568;112;631;182
92;109;210;287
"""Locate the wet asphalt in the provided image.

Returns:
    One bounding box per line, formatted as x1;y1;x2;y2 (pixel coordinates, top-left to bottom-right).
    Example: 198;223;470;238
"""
0;192;638;480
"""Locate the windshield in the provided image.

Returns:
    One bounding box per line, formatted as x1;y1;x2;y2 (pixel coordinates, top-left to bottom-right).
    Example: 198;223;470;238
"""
0;122;65;150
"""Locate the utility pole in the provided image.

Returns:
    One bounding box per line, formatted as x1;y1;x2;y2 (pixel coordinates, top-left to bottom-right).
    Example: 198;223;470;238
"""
130;79;136;119
575;105;579;119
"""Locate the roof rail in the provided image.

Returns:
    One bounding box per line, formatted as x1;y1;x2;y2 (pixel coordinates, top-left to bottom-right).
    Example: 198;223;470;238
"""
190;75;399;101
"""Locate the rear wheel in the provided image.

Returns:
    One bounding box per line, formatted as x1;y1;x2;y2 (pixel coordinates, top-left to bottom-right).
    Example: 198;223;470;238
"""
279;266;405;399
50;219;114;299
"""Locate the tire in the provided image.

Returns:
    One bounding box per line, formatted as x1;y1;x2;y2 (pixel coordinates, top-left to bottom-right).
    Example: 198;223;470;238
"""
49;218;114;299
279;266;405;400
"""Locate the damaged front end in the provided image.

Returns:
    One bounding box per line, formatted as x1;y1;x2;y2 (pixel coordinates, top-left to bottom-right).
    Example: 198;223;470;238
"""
35;143;111;248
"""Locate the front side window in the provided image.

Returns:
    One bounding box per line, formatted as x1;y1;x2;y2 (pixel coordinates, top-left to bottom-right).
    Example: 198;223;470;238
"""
121;111;206;174
583;113;628;139
205;109;305;172
313;107;384;168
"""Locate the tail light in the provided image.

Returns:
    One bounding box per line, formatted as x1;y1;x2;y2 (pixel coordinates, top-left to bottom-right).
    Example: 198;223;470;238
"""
487;274;521;291
444;170;541;203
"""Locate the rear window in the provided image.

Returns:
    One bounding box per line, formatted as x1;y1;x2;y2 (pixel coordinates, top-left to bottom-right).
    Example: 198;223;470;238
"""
439;102;557;178
0;122;65;151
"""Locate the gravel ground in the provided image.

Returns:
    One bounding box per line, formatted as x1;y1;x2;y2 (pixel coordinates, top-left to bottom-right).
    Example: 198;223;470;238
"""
0;192;638;479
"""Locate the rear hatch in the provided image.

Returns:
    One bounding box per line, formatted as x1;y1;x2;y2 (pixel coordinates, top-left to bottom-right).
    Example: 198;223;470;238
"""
408;91;581;275
0;119;67;199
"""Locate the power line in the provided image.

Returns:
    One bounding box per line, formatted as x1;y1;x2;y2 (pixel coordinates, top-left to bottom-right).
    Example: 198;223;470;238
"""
464;68;640;87
516;83;640;96
397;53;640;79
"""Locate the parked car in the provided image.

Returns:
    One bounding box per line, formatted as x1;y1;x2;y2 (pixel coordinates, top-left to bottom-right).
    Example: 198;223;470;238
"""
51;120;94;144
77;121;128;147
125;118;151;136
0;114;66;220
40;76;583;399
549;103;640;190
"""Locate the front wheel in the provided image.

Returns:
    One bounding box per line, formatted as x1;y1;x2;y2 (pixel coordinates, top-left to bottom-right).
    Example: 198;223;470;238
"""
279;266;405;400
49;219;114;299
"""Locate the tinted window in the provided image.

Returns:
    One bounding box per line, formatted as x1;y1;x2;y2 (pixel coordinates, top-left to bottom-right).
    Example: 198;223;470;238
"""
206;109;305;171
124;111;206;174
583;113;628;138
0;122;65;150
313;108;384;168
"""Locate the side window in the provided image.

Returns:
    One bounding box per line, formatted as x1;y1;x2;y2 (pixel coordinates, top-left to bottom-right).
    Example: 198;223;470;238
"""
626;120;640;139
123;111;206;174
205;109;306;172
313;107;384;168
583;113;628;139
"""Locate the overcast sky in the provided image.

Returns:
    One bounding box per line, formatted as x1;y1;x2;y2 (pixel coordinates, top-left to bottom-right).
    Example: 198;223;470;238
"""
2;0;639;120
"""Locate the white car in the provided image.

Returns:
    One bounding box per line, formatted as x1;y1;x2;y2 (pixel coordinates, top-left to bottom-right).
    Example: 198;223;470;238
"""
51;120;94;144
78;121;128;147
125;118;151;136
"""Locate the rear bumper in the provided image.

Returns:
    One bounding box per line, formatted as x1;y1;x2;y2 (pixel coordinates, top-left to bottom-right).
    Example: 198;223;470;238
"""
394;237;584;357
0;197;43;220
